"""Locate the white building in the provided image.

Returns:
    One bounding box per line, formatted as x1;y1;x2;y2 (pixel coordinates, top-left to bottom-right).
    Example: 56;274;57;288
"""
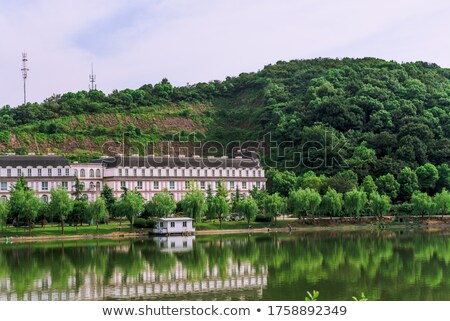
0;152;266;203
153;218;195;235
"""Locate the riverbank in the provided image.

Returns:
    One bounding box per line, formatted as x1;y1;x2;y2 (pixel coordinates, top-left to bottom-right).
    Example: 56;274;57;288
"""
1;216;449;244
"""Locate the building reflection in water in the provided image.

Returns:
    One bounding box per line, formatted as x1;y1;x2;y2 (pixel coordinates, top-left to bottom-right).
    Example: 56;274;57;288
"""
0;236;268;301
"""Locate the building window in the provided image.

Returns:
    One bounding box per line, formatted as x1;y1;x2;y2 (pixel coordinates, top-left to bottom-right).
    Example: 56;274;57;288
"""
230;181;235;189
57;168;62;176
28;168;32;176
212;169;215;177
197;169;200;176
259;170;262;177
48;168;52;176
73;169;78;176
0;195;7;202
215;181;220;189
170;222;175;228
185;181;191;189
89;182;94;190
150;169;154;176
80;169;85;177
18;169;22;176
141;168;145;176
125;168;129;176
169;181;175;189
133;168;137;176
96;169;101;177
7;169;11;177
242;181;247;189
120;181;126;189
42;182;48;191
181;169;185;176
219;169;222;177
253;170;256;177
153;181;159;189
232;170;235;177
183;221;187;227
41;195;48;203
174;169;178;176
96;182;101;191
137;181;143;189
200;181;205;189
0;182;7;191
189;169;192;176
61;181;68;190
166;169;170;176
239;170;242;177
158;169;161;176
227;169;230;176
119;168;122;176
65;168;69;176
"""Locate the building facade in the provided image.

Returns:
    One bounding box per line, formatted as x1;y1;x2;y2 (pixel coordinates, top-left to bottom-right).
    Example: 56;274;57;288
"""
0;153;266;202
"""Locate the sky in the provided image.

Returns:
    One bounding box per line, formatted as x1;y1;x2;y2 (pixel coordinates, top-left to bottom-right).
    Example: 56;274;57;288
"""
2;0;450;107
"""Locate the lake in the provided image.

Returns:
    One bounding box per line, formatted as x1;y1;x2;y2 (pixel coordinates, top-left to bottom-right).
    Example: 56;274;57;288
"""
0;229;449;301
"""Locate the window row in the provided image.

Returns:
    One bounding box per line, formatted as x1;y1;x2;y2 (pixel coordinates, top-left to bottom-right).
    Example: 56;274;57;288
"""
73;169;102;178
2;168;70;177
117;168;263;178
118;180;262;190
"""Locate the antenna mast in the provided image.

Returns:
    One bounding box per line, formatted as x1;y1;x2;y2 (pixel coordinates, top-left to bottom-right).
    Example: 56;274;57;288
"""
89;63;97;90
21;52;29;104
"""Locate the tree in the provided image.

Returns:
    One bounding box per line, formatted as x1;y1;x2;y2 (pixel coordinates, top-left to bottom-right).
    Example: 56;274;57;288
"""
376;173;400;199
416;163;439;194
436;164;450;193
434;189;450;218
100;185;116;217
320;188;343;220
181;189;206;223
238;197;258;226
300;171;322;191
265;168;298;196
369;192;391;218
119;191;145;226
411;191;435;218
0;201;8;230
88;197;109;232
264;193;285;224
231;187;243;212
49;188;74;235
8;176;30;225
72;175;84;200
216;180;228;198
206;185;217;220
289;188;321;221
212;195;230;229
327;170;358;194
344;189;367;220
397;167;419;201
145;190;176;218
361;175;377;195
9;181;40;234
70;199;89;228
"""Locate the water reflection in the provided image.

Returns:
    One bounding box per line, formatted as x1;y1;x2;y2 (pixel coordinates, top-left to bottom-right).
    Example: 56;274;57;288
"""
0;230;449;301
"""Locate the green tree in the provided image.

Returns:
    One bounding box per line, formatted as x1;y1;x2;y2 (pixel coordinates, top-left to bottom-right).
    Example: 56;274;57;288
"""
416;163;439;194
72;175;84;200
100;185;116;217
344;189;367;219
361;175;377;195
213;195;230;229
320;188;343;220
88;197;109;232
376;173;400;199
411;191;435;218
206;185;217;220
9;184;40;235
70;199;89;228
300;171;322;191
265;168;298;196
264;193;285;224
216;180;228;198
145;190;176;218
238;197;259;226
49;188;74;235
327;170;358;194
436;164;450;193
0;201;8;230
369;192;391;218
181;189;206;223
289;188;321;221
397;167;419;201
119;191;145;226
434;189;450;218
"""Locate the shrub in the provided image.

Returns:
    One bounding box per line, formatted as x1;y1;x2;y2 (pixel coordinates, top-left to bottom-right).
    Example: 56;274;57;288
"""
255;214;271;222
146;219;157;228
133;218;147;228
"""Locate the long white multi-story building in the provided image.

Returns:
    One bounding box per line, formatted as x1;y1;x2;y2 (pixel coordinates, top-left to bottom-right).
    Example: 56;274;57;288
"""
0;153;266;202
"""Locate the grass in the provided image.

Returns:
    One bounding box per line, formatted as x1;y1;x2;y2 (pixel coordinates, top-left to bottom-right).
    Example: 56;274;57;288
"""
195;219;291;231
0;220;132;238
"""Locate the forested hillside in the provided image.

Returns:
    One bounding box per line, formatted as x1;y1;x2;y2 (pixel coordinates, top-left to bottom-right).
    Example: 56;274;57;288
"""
1;57;450;177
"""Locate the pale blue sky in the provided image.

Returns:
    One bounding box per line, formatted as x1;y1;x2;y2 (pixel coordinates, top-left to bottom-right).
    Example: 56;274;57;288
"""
1;0;450;107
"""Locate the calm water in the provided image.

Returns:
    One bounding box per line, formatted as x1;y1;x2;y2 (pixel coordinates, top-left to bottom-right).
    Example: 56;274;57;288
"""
0;230;449;301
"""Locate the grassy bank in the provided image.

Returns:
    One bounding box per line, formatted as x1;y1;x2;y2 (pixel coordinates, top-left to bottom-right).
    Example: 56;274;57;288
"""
0;220;132;238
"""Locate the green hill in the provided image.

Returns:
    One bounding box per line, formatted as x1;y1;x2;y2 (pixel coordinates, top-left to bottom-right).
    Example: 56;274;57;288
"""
1;57;450;176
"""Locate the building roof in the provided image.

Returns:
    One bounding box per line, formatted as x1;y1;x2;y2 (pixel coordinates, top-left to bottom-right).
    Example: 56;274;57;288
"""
0;155;70;167
156;217;195;221
92;155;261;169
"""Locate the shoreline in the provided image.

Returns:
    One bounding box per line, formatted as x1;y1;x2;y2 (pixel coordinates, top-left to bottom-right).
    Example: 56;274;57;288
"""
2;222;449;244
